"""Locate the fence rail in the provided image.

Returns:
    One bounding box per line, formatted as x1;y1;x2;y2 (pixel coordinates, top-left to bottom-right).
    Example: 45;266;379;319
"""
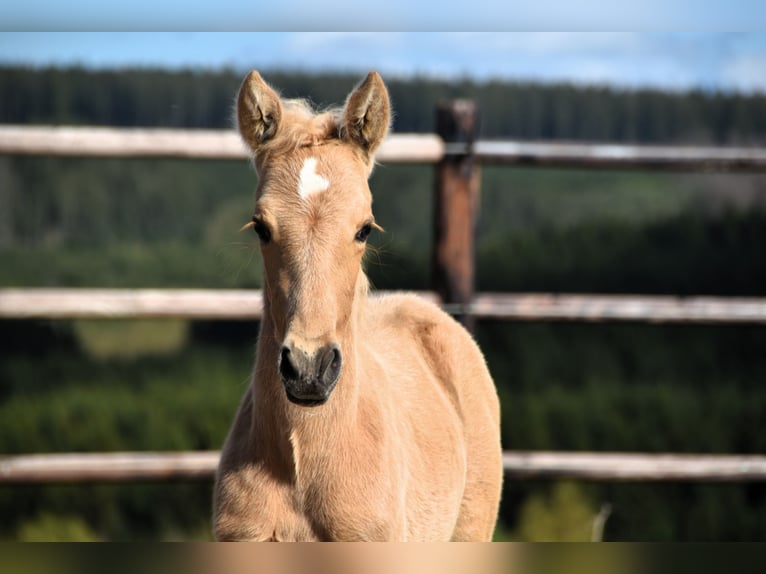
3;125;766;171
0;452;220;483
2;451;765;484
0;125;443;163
473;140;766;171
4;288;766;324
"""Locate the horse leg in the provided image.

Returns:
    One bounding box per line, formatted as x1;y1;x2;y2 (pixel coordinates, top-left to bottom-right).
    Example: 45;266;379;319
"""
451;431;503;541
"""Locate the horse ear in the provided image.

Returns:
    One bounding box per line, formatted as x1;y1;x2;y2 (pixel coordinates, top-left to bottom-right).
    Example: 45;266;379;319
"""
237;70;283;155
342;71;391;159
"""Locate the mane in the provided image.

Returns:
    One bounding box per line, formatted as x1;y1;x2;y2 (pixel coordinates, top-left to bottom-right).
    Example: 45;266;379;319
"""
254;99;344;168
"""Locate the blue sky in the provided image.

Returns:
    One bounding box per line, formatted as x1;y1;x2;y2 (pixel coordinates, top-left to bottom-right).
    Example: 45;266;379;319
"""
1;0;764;31
1;32;765;93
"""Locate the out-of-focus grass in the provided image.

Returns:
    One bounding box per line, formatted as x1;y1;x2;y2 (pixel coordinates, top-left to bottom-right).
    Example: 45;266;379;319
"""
14;513;102;542
73;319;189;360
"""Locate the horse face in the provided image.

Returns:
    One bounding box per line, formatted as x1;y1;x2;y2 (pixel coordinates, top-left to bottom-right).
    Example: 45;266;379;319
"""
255;147;374;405
236;71;390;406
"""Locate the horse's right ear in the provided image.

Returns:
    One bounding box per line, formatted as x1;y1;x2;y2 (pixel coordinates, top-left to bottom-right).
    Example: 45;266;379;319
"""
237;70;283;155
342;71;391;161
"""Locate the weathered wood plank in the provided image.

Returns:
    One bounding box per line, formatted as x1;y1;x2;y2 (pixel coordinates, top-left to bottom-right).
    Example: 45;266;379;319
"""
474;140;766;171
378;133;444;163
2;451;765;483
0;125;247;159
0;125;443;163
3;126;765;171
503;452;766;482
0;288;440;320
467;293;766;323
0;288;266;319
3;289;765;324
0;452;220;482
434;100;480;330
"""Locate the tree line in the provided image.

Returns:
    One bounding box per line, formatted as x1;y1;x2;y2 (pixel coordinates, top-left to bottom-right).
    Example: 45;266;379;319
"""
2;65;766;144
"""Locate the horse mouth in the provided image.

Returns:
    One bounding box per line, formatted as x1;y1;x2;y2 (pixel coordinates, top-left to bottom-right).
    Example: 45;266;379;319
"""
285;389;330;407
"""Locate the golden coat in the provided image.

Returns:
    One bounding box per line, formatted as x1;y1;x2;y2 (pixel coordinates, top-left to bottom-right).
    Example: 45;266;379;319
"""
213;71;502;541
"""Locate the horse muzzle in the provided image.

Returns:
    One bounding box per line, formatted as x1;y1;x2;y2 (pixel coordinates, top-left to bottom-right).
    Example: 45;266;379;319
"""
279;342;342;406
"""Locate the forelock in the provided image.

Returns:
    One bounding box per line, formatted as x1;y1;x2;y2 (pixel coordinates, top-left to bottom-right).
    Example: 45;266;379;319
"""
252;100;344;169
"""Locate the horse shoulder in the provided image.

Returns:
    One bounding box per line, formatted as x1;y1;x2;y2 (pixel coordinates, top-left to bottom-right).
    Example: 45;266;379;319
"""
366;293;495;415
366;293;503;541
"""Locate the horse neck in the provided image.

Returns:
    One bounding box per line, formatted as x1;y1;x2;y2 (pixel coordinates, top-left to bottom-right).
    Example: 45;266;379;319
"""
251;270;368;457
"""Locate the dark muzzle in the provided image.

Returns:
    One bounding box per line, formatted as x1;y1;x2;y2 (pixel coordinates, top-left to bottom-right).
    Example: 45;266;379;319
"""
279;342;342;406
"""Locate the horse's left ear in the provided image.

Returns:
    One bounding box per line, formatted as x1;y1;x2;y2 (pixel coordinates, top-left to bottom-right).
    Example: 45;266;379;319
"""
237;70;283;157
342;71;391;161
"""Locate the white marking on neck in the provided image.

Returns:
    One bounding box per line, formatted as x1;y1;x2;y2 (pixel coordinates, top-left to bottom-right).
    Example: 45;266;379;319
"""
297;157;329;201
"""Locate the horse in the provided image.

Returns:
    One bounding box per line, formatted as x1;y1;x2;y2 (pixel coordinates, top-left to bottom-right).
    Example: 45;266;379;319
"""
213;70;503;541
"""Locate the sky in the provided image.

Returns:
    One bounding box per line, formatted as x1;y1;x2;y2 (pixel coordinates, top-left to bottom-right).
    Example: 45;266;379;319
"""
2;0;766;96
1;32;765;94
1;0;764;32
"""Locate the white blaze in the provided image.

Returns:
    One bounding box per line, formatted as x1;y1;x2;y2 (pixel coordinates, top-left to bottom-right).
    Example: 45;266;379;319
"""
297;157;329;200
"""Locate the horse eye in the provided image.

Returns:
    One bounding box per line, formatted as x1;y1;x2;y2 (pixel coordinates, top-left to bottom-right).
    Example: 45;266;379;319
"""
355;223;373;243
252;217;272;244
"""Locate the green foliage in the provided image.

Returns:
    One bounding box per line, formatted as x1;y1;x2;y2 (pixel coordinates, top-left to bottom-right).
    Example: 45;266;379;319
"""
478;167;695;235
0;243;262;289
15;513;102;542
0;345;249;455
0;156;256;249
74;319;189;360
478;209;766;295
0;327;253;540
515;482;598;542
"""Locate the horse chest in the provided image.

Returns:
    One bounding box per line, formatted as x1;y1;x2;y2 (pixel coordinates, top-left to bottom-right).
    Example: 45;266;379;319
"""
221;455;398;541
288;453;404;541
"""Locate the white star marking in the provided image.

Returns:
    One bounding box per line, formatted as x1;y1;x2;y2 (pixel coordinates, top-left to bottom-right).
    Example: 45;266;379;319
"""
297;157;329;200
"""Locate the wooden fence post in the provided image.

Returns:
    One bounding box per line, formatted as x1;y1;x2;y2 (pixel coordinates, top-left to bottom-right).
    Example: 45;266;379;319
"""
433;100;480;330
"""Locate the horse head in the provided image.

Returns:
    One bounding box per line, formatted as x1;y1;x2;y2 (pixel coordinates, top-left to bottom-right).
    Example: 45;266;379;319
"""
237;70;390;406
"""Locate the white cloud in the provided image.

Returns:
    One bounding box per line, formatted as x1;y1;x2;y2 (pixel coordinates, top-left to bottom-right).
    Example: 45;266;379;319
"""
722;54;766;93
444;32;648;57
284;32;402;52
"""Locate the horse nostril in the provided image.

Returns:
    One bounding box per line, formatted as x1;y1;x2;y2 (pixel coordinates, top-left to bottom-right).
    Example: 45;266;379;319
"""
319;345;342;386
279;346;299;381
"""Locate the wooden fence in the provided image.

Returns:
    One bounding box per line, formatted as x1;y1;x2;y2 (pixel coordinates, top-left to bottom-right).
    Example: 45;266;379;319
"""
4;288;766;324
3;451;766;483
1;109;766;484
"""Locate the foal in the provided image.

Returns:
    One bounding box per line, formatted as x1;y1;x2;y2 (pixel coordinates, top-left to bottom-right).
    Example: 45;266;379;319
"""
213;70;502;541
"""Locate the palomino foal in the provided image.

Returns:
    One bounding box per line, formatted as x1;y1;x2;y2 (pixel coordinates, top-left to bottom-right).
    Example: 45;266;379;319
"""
214;71;503;541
